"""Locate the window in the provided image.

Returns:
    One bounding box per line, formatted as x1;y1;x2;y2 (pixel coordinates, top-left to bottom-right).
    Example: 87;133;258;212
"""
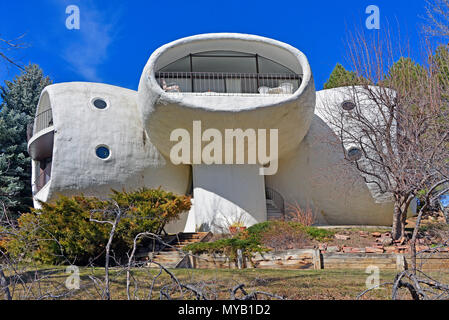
341;100;356;111
93;98;108;110
347;147;362;161
96;146;111;159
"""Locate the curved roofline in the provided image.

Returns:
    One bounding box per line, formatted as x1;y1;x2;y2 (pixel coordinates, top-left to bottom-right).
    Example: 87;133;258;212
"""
140;33;314;112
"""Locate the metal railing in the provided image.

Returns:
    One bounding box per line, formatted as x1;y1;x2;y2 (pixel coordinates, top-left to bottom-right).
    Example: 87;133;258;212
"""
265;187;285;214
156;72;301;96
33;108;53;135
33;166;51;194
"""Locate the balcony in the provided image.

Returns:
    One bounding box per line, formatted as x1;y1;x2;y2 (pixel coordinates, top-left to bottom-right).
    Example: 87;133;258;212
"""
156;72;301;96
33;108;53;134
28;108;54;161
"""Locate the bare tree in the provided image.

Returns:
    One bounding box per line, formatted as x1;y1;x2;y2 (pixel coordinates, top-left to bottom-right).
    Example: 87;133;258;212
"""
425;0;449;38
0;34;27;70
89;201;123;300
1;195;284;300
320;28;449;240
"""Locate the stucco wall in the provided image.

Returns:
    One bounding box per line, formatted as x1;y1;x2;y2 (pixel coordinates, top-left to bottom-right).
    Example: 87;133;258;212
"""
33;82;190;204
191;164;266;232
266;114;395;226
138;33;316;163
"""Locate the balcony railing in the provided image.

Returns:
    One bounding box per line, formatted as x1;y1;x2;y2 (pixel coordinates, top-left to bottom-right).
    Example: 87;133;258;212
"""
33;166;51;194
155;72;301;96
32;108;53;136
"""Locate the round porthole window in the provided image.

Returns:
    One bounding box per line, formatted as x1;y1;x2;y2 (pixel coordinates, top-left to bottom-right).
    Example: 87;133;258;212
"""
347;147;362;161
96;146;111;160
341;100;356;111
92;98;108;110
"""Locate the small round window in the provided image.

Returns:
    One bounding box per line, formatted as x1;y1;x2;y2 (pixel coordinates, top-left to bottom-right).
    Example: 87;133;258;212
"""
341;100;356;111
347;147;362;161
96;146;111;159
93;98;108;110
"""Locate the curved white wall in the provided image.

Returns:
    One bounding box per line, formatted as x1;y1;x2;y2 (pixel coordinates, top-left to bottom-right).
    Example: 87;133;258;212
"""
33;82;190;202
138;33;316;162
266;114;395;226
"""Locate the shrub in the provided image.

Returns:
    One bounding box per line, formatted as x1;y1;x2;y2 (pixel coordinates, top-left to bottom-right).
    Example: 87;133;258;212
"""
5;188;191;265
184;236;267;261
260;222;311;251
184;221;334;260
285;202;316;226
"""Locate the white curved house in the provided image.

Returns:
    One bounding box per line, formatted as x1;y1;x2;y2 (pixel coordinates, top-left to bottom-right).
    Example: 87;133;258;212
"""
28;33;408;232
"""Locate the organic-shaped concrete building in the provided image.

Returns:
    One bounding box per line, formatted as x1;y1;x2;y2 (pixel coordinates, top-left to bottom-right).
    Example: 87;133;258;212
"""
28;33;405;232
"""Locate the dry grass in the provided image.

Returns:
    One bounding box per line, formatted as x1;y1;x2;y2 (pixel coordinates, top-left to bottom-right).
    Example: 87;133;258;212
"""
3;266;437;300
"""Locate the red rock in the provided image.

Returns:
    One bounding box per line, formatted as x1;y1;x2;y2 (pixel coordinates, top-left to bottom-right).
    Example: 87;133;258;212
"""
384;246;396;253
327;246;341;253
359;231;369;238
415;245;430;252
342;246;353;253
372;232;382;238
366;247;384;253
335;234;351;241
351;248;366;253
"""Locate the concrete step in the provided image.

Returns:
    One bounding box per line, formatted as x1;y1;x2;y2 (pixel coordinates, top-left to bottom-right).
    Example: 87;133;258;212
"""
141;232;209;268
141;232;210;268
266;201;283;221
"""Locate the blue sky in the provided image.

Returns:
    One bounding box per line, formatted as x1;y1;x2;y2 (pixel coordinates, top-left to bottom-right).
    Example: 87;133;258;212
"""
0;0;429;90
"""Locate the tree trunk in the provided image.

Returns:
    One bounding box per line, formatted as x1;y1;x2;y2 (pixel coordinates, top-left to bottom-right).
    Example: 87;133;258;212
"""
392;201;405;241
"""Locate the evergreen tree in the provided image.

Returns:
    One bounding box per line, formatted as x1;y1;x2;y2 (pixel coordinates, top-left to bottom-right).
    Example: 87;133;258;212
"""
433;44;449;89
323;63;359;89
384;57;426;89
0;64;52;216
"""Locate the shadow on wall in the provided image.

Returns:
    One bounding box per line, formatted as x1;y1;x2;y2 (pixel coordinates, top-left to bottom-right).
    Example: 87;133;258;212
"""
266;115;395;226
194;193;258;233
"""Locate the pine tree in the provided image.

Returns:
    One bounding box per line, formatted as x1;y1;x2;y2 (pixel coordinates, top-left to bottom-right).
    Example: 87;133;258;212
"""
0;64;52;216
384;57;426;89
433;44;449;89
323;63;359;89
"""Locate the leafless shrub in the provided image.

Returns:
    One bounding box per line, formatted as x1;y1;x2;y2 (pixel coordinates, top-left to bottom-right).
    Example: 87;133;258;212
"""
285;202;316;226
0;199;284;301
424;0;449;38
